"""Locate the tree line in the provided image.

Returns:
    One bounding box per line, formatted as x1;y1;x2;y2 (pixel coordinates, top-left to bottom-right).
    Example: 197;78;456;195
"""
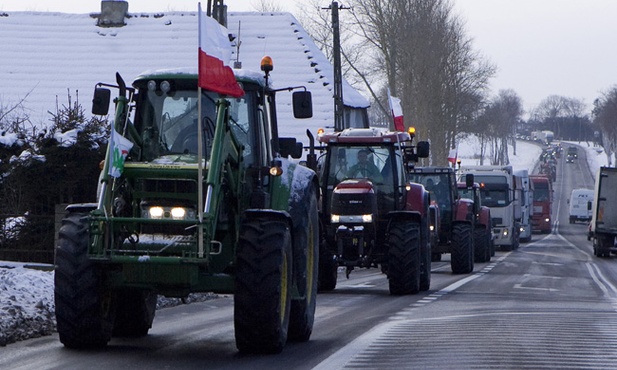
292;0;602;166
0;91;108;263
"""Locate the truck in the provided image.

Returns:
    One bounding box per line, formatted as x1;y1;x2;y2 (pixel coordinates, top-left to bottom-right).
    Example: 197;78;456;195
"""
408;167;476;274
568;188;593;224
54;57;320;354
459;165;520;250
514;169;533;242
590;167;617;257
311;128;432;295
531;130;554;145
530;174;553;233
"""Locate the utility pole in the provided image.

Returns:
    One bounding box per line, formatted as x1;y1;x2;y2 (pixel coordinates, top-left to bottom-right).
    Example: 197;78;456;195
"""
324;1;349;132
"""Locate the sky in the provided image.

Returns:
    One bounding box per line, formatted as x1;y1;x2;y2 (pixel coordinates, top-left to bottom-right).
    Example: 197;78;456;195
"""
1;0;616;114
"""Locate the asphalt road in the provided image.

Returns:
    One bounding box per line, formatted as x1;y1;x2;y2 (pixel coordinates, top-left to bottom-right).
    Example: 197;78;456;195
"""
4;145;617;369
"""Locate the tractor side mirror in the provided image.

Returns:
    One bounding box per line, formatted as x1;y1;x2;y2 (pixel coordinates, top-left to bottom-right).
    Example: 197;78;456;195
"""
416;141;430;158
92;87;111;115
279;137;303;159
465;173;474;188
292;91;313;119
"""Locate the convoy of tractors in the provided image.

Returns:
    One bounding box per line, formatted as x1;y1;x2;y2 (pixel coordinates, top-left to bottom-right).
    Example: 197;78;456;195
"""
53;10;609;356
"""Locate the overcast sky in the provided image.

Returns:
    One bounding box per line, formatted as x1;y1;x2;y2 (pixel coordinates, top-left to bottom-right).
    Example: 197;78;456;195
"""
1;0;616;114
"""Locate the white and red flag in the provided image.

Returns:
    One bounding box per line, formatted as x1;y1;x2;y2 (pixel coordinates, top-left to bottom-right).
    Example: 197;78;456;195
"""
198;3;244;97
387;88;405;131
447;147;458;165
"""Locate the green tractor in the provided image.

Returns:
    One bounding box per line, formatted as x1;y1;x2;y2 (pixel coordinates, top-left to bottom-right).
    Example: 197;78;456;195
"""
54;57;319;354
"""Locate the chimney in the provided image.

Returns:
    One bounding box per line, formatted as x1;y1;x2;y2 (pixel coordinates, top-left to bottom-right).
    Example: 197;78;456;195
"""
98;0;128;27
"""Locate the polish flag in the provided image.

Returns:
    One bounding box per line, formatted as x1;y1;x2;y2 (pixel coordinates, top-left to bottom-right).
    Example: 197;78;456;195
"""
198;3;244;97
387;89;405;131
447;148;458;165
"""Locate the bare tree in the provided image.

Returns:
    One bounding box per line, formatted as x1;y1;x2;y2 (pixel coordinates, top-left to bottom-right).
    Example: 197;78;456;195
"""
530;95;587;139
593;86;617;161
344;0;494;164
250;0;286;12
474;89;522;165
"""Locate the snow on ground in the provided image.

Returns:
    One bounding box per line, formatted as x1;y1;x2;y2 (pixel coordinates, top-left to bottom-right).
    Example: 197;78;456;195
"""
0;138;609;347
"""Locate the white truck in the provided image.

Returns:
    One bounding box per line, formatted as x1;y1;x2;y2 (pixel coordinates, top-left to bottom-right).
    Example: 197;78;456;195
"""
514;169;533;242
460;165;520;250
589;167;617;257
568;188;593;224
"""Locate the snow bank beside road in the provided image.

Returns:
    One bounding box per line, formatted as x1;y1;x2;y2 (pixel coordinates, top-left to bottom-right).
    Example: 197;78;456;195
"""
0;263;55;346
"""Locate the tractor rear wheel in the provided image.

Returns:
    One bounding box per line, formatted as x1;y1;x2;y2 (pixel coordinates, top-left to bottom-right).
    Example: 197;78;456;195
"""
419;221;431;291
288;189;319;342
387;221;421;295
451;223;474;274
474;226;490;263
235;218;292;354
54;212;115;348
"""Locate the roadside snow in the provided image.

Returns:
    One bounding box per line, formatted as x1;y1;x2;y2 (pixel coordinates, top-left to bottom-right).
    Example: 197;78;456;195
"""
0;260;218;347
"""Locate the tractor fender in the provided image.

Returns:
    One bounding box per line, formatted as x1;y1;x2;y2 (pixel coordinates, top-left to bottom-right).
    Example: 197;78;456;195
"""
453;198;475;223
478;206;491;229
386;210;423;225
405;182;429;217
65;203;98;214
243;209;292;225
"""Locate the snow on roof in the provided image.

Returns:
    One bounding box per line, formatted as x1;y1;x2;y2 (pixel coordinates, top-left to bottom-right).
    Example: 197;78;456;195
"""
0;10;369;145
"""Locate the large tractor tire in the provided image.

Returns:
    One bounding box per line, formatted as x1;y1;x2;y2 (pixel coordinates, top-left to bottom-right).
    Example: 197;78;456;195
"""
387;221;421;295
419;220;431;291
113;289;157;337
451;223;474;274
54;212;115;348
235;218;292;354
474;226;490;263
288;190;319;342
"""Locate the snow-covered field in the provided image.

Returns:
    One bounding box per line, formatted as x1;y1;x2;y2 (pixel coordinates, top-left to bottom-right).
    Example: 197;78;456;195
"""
0;139;608;347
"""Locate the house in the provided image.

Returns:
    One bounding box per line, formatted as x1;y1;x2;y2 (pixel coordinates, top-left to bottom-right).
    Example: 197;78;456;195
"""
0;2;369;147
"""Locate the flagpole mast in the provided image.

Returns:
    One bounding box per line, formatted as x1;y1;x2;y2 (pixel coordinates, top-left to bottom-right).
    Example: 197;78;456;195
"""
197;4;205;258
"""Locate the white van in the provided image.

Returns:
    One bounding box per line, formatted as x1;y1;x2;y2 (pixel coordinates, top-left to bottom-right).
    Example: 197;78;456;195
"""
569;188;594;224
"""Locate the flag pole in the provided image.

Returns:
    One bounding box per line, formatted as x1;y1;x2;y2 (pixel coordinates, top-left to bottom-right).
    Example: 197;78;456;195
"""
197;3;204;258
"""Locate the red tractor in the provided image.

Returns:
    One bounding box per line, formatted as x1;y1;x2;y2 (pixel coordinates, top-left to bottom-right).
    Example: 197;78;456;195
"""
457;177;494;263
408;167;476;274
309;128;431;295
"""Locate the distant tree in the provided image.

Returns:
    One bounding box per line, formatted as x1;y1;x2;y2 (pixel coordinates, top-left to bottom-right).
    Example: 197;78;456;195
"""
593;86;617;159
530;95;587;139
250;0;286;12
473;89;523;165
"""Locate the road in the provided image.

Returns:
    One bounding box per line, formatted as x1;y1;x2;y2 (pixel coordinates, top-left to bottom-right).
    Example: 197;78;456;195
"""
4;144;617;369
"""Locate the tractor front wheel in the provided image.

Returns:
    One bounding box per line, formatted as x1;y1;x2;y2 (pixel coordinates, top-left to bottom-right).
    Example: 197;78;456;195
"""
387;221;421;295
235;217;292;354
54;212;115;348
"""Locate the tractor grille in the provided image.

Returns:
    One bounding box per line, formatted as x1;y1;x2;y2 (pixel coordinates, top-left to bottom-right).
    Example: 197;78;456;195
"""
331;191;377;216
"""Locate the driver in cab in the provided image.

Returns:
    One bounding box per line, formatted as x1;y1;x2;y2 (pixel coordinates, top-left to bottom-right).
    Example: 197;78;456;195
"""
346;149;383;183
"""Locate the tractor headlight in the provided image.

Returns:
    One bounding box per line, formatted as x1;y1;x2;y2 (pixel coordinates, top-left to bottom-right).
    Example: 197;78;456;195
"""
544;217;550;223
502;229;509;237
170;207;187;220
149;206;164;219
330;214;372;223
143;205;194;220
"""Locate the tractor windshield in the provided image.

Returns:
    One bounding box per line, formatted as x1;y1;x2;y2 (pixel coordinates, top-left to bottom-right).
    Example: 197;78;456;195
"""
136;89;252;164
327;145;391;186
